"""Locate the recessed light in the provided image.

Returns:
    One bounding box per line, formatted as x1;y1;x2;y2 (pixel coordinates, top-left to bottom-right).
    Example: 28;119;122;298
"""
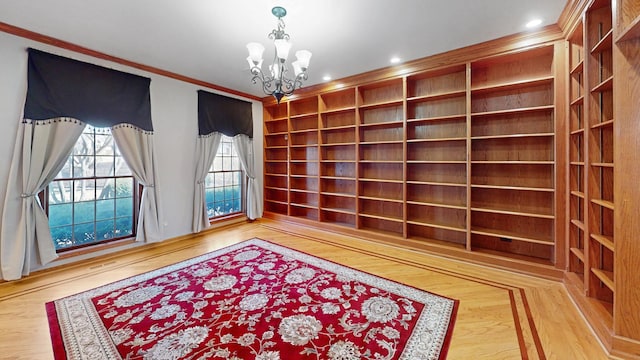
323;75;332;81
526;19;543;28
390;57;401;64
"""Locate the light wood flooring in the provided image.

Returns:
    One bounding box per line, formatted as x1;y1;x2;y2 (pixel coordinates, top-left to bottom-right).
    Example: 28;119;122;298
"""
0;219;615;359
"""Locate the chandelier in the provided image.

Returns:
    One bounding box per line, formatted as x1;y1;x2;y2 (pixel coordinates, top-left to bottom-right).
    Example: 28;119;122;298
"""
246;6;312;103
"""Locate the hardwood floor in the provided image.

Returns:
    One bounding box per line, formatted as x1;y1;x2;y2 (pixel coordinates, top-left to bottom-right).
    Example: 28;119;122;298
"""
0;219;614;359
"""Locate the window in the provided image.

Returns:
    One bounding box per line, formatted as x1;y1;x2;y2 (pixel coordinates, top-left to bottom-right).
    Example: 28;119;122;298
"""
46;126;138;251
205;135;245;218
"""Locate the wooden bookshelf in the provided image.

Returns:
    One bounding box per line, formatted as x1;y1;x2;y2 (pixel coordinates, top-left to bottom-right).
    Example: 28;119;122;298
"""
469;45;556;264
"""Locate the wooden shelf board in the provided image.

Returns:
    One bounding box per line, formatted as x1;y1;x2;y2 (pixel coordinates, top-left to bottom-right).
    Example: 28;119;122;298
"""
471;226;554;246
359;195;404;203
290;128;318;134
570;128;585;135
319;176;356;181
471;132;554;140
571;219;585;230
408;180;467;187
406;234;467;250
590;119;614;129
264;173;288;177
289;188;317;194
570;247;586;262
407;89;466;102
471;184;554;192
265;131;288;136
406;220;467;233
590;76;613;93
320;191;355;198
359;178;404;184
265;146;288;149
320;125;356;131
407;114;467;123
570;95;584;106
590;162;614;168
407;137;466;143
290;202;318;209
616;16;640;43
358;120;403;129
319;207;356;215
358;99;404;109
570;190;585;198
357;226;403;238
406;200;466;210
290;144;318;148
358;212;404;223
264;199;288;205
570;161;585;166
590;268;614;292
359;140;404;145
265;117;287;122
320;142;355;147
471;76;554;94
471;105;554;118
570;60;584;75
320;107;356;115
590;233;614;252
407;160;467;164
318;220;356;229
289;160;318;164
264;159;288;163
290;112;318;119
470;207;554;219
590;198;614;210
590;29;613;54
470;246;554;267
319;160;356;163
471;161;554;165
359;160;404;164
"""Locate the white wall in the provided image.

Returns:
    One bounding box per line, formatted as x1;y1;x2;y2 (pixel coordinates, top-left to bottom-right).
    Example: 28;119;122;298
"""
0;31;263;269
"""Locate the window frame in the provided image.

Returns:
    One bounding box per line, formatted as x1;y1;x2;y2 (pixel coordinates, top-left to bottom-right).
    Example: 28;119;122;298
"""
205;135;247;221
42;126;141;253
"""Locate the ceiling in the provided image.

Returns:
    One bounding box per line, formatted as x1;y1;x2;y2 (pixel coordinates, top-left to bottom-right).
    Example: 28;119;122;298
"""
0;0;567;99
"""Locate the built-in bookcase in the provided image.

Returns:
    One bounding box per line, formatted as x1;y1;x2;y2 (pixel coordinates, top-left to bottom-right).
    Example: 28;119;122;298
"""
263;43;560;273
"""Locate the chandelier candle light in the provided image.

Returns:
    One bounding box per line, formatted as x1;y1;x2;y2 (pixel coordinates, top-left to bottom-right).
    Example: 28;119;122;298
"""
246;6;312;103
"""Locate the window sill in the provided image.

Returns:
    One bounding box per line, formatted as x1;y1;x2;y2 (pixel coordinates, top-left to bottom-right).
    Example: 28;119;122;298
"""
55;237;138;261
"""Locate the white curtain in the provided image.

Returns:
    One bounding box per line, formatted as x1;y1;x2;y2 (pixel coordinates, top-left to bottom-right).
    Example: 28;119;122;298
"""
192;132;222;233
0;118;86;280
111;125;162;243
233;134;262;220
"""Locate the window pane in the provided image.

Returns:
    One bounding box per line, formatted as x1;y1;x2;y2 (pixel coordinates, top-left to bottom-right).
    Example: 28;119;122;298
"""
73;223;95;246
73;156;95;178
115;178;133;198
74;180;96;201
212;156;222;171
96;179;115;200
49;180;73;204
96;219;115;240
95;135;114;155
48;203;72;227
51;225;73;249
115;198;133;218
115;216;133;237
73;134;94;155
95;156;115;177
74;201;95;223
96;199;115;221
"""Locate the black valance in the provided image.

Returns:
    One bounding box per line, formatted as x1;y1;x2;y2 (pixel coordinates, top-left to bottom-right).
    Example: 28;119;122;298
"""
24;48;153;131
197;90;253;138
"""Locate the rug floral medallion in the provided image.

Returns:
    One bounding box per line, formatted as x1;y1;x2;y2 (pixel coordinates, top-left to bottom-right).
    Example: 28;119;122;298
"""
47;238;458;360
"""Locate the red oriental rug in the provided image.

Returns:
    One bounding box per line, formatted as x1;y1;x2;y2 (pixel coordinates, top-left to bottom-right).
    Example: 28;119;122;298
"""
47;238;458;360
